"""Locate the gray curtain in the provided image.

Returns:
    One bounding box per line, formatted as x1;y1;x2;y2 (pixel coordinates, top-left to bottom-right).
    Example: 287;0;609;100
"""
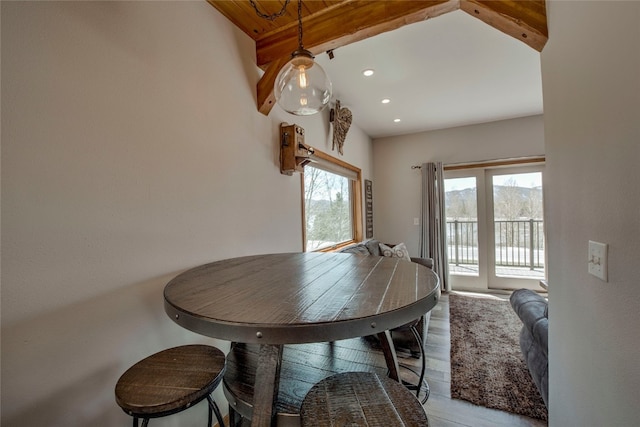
420;162;450;292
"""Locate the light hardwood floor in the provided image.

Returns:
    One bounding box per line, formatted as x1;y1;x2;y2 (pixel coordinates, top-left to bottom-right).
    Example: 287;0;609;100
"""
232;292;547;426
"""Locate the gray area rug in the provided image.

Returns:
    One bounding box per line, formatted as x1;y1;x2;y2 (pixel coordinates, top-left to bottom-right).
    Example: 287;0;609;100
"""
449;293;548;421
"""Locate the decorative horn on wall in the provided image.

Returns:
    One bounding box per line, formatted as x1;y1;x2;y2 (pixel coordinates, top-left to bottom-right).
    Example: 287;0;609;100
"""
330;99;352;155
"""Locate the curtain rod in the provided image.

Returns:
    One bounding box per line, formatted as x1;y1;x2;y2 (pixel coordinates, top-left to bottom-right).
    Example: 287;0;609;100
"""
411;156;545;171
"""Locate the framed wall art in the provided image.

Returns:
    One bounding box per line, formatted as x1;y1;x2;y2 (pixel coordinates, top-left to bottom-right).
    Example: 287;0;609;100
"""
365;179;373;239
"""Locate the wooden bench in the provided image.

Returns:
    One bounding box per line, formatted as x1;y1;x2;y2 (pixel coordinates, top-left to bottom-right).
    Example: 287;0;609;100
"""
300;372;429;426
115;345;226;427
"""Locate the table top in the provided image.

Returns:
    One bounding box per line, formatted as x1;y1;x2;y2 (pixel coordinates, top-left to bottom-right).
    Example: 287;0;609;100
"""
164;252;440;345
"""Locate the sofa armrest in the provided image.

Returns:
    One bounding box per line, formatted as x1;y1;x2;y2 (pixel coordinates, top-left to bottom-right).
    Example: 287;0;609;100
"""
510;289;548;357
410;257;433;269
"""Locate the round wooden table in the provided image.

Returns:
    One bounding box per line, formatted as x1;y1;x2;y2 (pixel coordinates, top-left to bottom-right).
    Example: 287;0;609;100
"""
164;252;440;427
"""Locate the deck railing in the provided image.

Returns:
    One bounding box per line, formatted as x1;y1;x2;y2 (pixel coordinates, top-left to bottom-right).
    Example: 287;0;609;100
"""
446;219;545;269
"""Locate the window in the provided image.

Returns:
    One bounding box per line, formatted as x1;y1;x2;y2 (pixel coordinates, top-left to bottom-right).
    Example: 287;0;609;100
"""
302;150;362;251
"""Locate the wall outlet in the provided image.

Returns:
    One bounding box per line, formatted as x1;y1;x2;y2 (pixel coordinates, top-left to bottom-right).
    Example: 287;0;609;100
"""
588;240;608;282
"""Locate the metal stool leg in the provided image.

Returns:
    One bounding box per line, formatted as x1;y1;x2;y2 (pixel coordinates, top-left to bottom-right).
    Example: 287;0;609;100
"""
207;395;225;427
409;325;427;401
228;404;241;427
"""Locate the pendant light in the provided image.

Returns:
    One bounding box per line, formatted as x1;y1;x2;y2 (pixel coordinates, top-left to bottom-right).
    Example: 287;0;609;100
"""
274;0;332;116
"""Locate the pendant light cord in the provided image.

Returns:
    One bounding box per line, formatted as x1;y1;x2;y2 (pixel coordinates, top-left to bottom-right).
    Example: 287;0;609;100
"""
249;0;290;21
297;0;304;50
250;0;306;51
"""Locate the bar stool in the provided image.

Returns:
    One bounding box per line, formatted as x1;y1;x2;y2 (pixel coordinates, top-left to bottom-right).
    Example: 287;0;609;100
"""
393;316;429;403
115;345;226;427
300;372;429;426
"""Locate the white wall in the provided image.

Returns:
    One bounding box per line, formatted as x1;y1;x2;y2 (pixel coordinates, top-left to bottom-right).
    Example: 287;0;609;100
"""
542;1;640;425
0;2;372;426
372;115;544;256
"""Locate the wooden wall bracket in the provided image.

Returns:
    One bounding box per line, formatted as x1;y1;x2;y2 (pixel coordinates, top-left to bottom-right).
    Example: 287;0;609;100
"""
280;123;314;175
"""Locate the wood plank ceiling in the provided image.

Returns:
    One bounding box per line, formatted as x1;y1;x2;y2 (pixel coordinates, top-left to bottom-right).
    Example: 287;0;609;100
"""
207;0;548;116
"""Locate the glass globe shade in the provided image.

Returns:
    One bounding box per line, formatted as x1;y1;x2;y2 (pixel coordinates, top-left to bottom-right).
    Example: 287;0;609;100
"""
274;50;332;116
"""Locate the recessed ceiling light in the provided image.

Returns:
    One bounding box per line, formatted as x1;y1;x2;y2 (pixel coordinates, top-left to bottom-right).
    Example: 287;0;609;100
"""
393;118;401;123
381;98;391;104
362;69;375;77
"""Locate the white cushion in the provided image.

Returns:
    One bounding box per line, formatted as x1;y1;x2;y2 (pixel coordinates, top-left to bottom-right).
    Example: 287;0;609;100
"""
378;242;411;262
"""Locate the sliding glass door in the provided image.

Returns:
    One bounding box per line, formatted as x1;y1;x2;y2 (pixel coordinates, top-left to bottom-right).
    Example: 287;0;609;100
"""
445;176;480;276
445;164;546;291
488;168;545;289
444;169;486;290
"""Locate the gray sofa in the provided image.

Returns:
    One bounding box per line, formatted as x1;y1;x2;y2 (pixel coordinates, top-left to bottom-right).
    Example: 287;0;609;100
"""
509;288;549;408
339;239;435;355
339;239;434;270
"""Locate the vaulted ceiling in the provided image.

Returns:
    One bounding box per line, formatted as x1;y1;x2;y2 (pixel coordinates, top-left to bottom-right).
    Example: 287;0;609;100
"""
208;0;547;124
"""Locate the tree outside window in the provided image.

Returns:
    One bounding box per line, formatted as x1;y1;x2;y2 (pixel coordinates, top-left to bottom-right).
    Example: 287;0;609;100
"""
304;166;353;251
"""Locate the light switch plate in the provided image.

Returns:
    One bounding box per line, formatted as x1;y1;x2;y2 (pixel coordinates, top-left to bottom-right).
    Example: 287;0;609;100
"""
588;240;608;282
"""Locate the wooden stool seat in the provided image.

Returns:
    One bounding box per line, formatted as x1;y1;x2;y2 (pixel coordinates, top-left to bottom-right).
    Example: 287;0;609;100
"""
115;345;226;427
300;372;429;427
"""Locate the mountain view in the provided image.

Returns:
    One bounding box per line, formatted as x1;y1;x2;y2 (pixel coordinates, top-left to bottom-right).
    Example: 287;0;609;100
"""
446;180;543;221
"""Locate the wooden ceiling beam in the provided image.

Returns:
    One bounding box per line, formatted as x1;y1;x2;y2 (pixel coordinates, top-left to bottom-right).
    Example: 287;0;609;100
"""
460;0;548;52
256;0;459;68
257;56;291;115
